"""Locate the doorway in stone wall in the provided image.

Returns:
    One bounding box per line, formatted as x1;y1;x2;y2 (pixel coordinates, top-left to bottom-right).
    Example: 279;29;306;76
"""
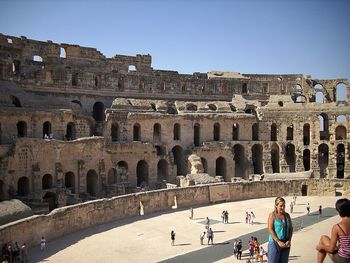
336;144;345;179
43;192;57;212
301;185;308;196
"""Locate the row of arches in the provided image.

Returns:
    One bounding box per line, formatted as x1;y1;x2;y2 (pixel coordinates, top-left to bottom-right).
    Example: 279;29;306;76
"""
294;83;348;103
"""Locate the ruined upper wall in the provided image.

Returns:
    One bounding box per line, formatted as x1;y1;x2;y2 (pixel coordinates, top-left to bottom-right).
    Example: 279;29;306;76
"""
0;34;348;103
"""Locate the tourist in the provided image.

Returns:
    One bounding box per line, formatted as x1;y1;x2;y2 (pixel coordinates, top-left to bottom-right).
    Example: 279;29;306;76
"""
245;212;249;224
316;198;350;263
233;239;238;256
20;243;27;263
290;202;293;213
248;212;252;224
221;210;225;223
207;228;214;245
251;211;256;225
318;205;322;218
171;230;175;246
205;217;210;229
259;246;265;263
200;231;206;245
40;237;46;251
267;197;293;263
189;207;193;219
236;240;242;260
224;210;229;223
307;203;310;215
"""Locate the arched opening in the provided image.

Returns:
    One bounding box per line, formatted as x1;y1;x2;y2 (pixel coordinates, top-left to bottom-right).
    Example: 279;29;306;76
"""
0;180;5;201
10;95;22;107
153;123;161;143
60;47;66;58
252;144;263;174
66;122;75;140
117;161;128;183
286;124;293;140
301;185;308;196
17;121;27;137
201;157;208;173
65;172;75;193
33;55;43;62
12;60;20;74
42;174;53;190
17;177;29;196
315;84;324;103
111;123;120;142
337;115;347;123
194;123;200;147
294;84;303;103
318;143;329;178
43;121;51;138
303;124;310;145
271;143;280;173
167;106;177;114
233;144;245;178
252;123;259;141
213;123;220;141
71;100;82;109
87;170;98;196
155;145;166;156
285;144;296;172
137;160;149;187
172;146;184;176
337;144;345;179
93;102;105;122
157;159;168;182
303;149;310;171
242;83;248;94
271;123;277;141
208;104;217;111
107;168;117;185
232;123;239;140
336;83;347;102
335;126;347;140
216;157;227;181
43;192;57;212
319;113;329;140
186;103;197;111
173;123;181;140
133;123;141;141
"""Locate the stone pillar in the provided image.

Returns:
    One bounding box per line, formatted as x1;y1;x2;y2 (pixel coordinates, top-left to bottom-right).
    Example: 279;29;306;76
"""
78;160;85;194
55;162;63;187
32;163;41;192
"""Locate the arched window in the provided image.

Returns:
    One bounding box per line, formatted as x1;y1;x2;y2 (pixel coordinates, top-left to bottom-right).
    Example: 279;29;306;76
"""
65;172;75;193
66;122;75;140
303;124;310;145
86;170;98;196
335;83;347;102
43;121;51;138
172;146;184;176
93;102;105;122
335;126;347;140
186;103;197;111
287;124;293;140
42;174;53;190
173;123;181;140
318;143;329;178
194;123;200;146
271;143;280;173
252;144;263;174
133;123;141;141
153;123;161;142
137;160;148;187
157;159;168;182
271;123;277;141
216;157;227;181
252;123;259;141
111;123;120;142
213;123;220;141
232;123;239;140
17;177;29;196
17;121;27;137
319;113;329;140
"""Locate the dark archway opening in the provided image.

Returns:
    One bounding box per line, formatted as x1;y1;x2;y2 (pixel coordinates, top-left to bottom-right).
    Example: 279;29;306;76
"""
303;149;310;171
216;157;227;181
271;144;280;173
157;159;168;182
252;144;263;174
194;123;200;146
137;160;149;187
133;123;141;141
66;122;75;140
285;144;296;172
43;121;51;138
111;123;119;142
233;144;245;178
232;123;239;140
17;177;29;196
301;185;308;196
271;123;277;141
65;172;75;194
42;174;53;190
17;121;27;137
43;192;57;212
303;124;310;145
172;146;184;176
252;123;259;141
87;170;98;196
318;143;329;178
213;123;220;141
337;144;345;179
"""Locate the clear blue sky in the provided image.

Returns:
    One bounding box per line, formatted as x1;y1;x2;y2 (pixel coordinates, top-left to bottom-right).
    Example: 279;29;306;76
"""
0;0;349;81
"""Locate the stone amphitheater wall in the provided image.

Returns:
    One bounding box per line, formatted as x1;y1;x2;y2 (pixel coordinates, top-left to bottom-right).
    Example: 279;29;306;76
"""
1;179;349;249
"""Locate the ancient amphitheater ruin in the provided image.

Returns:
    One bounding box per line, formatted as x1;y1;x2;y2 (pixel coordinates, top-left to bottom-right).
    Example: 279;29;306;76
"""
0;34;349;217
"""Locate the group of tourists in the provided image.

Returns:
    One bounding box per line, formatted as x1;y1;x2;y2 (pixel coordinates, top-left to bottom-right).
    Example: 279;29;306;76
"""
1;242;27;263
221;210;229;223
245;211;256;225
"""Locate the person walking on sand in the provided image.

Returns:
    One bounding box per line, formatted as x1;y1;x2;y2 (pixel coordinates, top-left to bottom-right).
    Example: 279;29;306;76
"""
40;237;46;251
171;230;176;246
189;207;193;219
207;228;214;245
200;231;206;245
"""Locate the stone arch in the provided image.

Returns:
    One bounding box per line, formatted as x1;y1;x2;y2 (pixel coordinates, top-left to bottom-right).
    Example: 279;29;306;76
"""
155;145;166;156
318;143;329;178
157;159;168;182
137;160;149;187
213;123;220;141
194;123;200;146
285;144;296;172
42;174;53;190
232;123;239;140
335;83;347;102
153;123;161;142
271;143;280;173
43;121;51;138
17;121;27;137
133;123;141;141
315;84;325;103
336;144;345;179
111;123;120;142
335;125;347;140
252;144;263;174
65;172;75;193
216;157;227;181
201;157;208;173
303;149;310;171
0;180;5;201
173;123;181;140
66;122;75;140
107;168;117;185
271;123;277;141
10;95;22;107
186;103;197;111
286;124;294;140
43;192;57;212
252;123;259;141
87;170;98;196
117;161;128;182
319;113;329;140
93;102;105;122
303;124;310;145
17;176;29;196
233;144;245;178
172;145;184;176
